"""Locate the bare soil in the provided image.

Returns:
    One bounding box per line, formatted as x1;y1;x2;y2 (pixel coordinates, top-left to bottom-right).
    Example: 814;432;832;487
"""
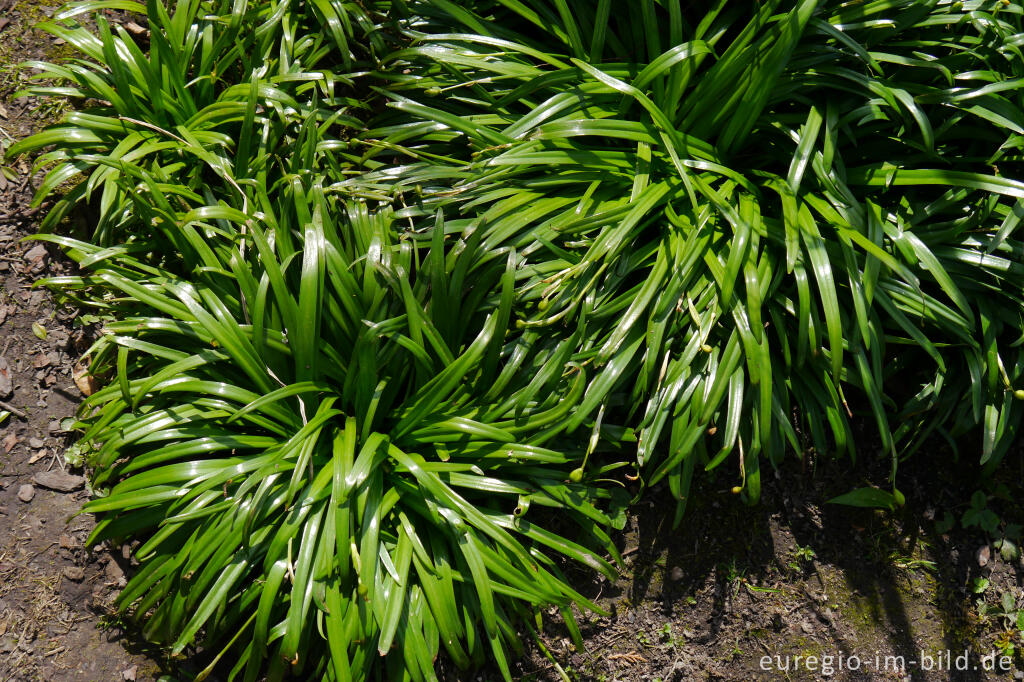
1;3;1023;682
501;457;1024;682
0;2;162;680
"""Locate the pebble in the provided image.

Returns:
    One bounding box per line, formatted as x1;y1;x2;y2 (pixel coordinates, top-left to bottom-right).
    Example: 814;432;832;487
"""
0;356;11;397
122;665;138;681
23;244;47;265
28;437;44;449
17;484;34;502
977;545;991;568
105;560;126;586
670;566;684;581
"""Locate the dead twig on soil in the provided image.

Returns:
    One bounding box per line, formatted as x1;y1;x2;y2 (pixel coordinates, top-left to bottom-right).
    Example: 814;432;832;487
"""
0;399;26;419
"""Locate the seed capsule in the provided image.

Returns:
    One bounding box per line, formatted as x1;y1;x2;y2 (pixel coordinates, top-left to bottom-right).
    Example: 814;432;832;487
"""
731;486;742;494
1014;389;1024;400
569;468;584;483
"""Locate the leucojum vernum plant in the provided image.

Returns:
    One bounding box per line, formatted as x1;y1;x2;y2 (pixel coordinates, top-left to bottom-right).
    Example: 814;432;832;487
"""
7;0;1024;679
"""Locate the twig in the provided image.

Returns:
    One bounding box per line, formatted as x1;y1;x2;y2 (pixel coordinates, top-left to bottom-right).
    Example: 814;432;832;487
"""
0;399;26;419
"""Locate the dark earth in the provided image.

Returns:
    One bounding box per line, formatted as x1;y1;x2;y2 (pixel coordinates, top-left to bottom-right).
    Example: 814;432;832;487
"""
1;3;1024;681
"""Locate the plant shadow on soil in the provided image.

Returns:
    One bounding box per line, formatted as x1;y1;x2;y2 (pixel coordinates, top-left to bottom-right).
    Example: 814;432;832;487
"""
468;440;1024;682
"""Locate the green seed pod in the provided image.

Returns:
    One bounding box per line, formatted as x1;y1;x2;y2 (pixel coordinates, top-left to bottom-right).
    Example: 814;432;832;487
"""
538;298;550;312
569;467;584;483
1014;389;1024;400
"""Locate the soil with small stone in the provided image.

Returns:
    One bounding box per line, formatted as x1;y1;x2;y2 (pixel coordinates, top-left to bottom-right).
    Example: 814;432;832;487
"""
487;451;1024;682
0;3;162;680
3;3;1024;682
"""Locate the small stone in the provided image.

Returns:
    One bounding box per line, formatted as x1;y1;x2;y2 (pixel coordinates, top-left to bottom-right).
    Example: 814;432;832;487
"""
28;437;44;449
17;484;34;502
2;433;17;453
977;545;991;568
31;470;85;492
670;566;684;581
59;533;78;550
0;636;14;653
105;561;125;586
23;244;47;266
62;566;85;582
47;421;62;434
0;357;11;397
122;665;138;681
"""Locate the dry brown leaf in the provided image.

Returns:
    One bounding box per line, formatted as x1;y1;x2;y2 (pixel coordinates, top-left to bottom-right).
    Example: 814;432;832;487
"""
73;363;97;396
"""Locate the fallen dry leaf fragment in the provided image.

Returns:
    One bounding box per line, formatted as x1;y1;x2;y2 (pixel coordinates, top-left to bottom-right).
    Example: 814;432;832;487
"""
2;432;16;453
32;469;86;492
73;362;97;396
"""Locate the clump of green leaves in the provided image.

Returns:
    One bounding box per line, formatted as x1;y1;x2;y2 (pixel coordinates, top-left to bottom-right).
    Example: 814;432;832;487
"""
8;0;1024;680
369;0;1024;517
11;1;628;679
